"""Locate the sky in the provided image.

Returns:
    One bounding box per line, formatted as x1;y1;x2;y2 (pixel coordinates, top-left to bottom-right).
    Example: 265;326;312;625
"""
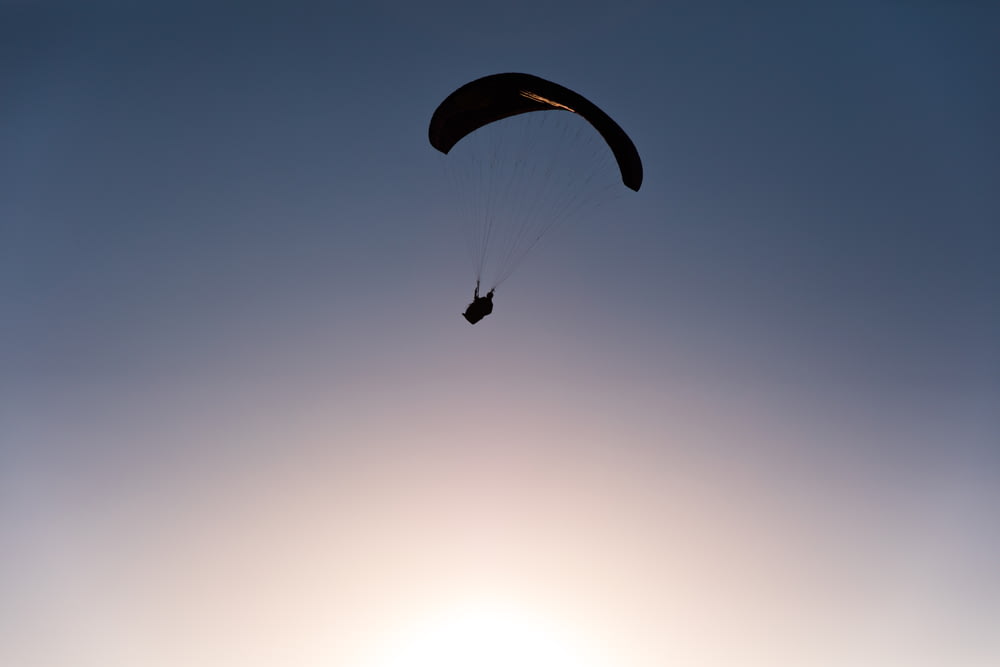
2;2;998;666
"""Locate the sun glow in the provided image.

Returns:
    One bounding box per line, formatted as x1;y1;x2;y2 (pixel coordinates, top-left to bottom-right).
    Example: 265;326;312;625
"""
370;601;598;667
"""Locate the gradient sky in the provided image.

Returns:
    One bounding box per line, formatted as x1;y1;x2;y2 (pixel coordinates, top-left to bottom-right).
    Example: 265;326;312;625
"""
2;3;999;666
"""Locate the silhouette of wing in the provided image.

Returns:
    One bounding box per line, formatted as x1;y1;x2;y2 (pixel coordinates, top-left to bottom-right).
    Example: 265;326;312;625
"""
429;73;642;191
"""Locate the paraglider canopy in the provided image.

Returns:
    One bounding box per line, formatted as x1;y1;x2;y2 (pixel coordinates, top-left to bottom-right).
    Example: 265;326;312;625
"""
430;72;643;295
429;72;643;191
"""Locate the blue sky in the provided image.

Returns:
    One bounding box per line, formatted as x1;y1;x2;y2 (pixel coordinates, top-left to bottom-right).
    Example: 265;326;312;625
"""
2;3;998;666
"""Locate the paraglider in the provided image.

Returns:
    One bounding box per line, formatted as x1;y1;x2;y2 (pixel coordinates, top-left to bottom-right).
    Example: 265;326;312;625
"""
429;73;642;324
462;280;494;325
